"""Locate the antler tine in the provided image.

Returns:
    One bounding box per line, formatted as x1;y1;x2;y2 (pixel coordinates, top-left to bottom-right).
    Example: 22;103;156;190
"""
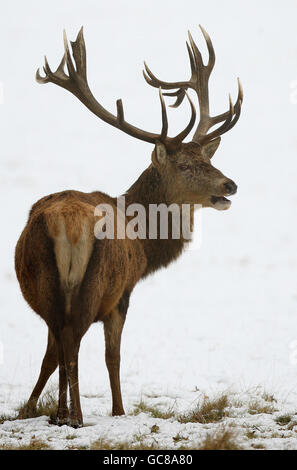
186;41;196;76
198;95;234;144
163;89;187;109
143;62;188;91
36;27;195;147
187;30;204;71
211;78;243;125
143;61;189;109
159;88;168;141
199;24;215;72
70;27;87;79
36;52;68;85
172;90;196;145
36;60;49;84
63;30;76;79
36;33;71;88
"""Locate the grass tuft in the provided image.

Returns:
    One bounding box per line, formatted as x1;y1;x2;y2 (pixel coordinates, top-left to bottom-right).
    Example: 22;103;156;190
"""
133;400;175;420
197;427;241;450
90;438;159;450
179;395;230;424
173;433;189;443
262;392;277;403
17;389;58;421
275;414;292;426
150;424;160;433
65;434;77;440
248;400;277;415
0;438;50;450
0;413;17;425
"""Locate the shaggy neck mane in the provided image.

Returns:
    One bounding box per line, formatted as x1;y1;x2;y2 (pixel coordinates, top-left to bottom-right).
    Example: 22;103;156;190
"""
124;165;192;278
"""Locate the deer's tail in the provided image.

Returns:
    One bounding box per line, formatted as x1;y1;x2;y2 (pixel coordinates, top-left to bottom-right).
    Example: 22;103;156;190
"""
44;201;95;314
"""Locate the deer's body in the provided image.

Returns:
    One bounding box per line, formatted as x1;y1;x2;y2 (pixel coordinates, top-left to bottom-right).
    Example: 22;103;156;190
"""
15;166;191;423
15;26;242;427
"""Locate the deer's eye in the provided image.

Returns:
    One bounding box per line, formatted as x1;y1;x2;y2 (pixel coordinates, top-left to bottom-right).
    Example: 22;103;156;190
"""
178;164;191;171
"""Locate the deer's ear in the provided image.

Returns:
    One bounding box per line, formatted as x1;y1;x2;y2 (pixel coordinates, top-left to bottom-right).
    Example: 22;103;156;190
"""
201;137;221;159
152;142;167;167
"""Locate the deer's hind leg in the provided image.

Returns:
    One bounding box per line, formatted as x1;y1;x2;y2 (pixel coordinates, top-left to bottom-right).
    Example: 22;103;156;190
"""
18;329;58;419
104;290;130;416
47;323;82;428
54;339;70;426
59;325;82;428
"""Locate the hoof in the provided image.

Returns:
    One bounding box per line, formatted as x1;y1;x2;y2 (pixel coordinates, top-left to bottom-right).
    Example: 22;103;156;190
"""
49;416;68;426
69;418;83;428
56;417;70;426
50;408;69;426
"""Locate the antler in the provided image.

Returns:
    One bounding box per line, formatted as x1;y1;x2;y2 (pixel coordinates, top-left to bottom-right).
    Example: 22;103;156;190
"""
36;27;196;147
143;25;243;145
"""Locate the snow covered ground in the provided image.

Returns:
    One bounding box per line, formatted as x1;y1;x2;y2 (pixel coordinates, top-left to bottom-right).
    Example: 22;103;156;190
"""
0;0;297;450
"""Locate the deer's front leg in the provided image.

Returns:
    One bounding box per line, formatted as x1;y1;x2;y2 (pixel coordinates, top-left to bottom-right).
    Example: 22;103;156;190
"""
104;293;129;416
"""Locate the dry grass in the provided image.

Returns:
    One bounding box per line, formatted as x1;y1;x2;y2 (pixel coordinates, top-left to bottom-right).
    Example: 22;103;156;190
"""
0;438;50;450
90;438;160;450
65;434;77;440
0;413;17;425
248;400;277;415
179;395;230;424
1;429;241;451
196;427;242;450
275;414;293;426
133;400;175;420
262;392;277;403
133;394;231;425
17;389;58;421
172;433;189;443
90;429;241;451
150;424;160;433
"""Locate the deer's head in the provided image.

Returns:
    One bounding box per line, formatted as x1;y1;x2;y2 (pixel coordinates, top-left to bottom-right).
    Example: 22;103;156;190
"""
37;26;242;210
151;139;237;210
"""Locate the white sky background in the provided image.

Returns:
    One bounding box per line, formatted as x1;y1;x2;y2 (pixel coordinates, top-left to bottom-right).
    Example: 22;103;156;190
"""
0;0;297;403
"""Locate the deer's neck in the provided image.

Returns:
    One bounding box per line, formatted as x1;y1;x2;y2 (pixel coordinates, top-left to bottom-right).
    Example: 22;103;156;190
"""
124;165;193;278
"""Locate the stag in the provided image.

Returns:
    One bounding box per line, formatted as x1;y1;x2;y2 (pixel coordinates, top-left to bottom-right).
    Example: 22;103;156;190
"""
15;26;243;427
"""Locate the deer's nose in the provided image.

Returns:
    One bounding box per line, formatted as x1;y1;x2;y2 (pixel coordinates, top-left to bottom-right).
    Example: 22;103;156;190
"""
224;180;237;195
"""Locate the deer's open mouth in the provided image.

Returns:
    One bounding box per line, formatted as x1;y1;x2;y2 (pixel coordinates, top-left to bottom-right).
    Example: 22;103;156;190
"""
210;195;232;210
